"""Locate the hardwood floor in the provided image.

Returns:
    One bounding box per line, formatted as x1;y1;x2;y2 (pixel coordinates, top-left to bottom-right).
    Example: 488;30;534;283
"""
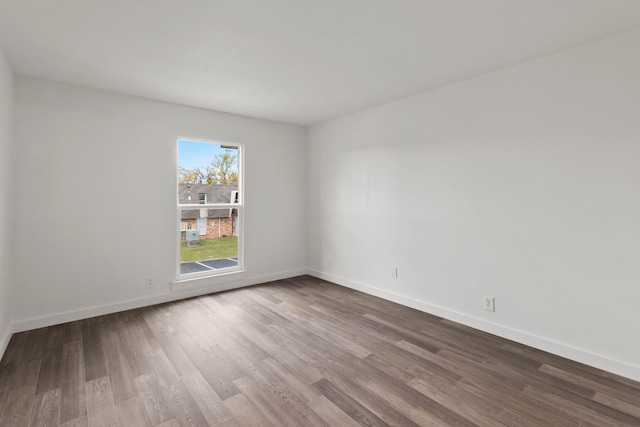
1;275;639;426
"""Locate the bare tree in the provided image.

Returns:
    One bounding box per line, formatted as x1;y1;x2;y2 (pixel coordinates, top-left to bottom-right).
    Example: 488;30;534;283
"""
178;154;238;184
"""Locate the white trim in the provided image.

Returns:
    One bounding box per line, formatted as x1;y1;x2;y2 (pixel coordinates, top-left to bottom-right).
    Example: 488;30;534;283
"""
11;268;309;333
0;324;12;361
308;269;640;382
172;268;248;291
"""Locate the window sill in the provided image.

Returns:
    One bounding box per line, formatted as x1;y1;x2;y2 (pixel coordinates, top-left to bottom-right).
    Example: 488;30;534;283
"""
172;269;248;292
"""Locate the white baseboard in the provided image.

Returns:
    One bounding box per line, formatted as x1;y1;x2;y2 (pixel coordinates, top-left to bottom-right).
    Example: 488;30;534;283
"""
309;269;640;382
0;324;11;361
12;268;309;333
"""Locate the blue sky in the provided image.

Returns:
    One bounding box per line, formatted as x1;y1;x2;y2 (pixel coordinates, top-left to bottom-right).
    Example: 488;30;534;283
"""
178;139;238;170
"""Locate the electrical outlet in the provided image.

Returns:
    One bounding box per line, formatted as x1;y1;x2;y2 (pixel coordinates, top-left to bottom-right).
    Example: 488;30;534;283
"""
326;258;333;270
145;278;154;289
484;296;495;312
391;267;398;278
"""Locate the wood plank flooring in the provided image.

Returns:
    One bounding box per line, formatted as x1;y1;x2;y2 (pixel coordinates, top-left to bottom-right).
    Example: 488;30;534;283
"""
1;275;639;426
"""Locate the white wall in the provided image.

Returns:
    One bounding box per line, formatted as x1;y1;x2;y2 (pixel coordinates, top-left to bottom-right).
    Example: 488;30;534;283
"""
308;29;640;380
12;77;307;329
0;47;14;355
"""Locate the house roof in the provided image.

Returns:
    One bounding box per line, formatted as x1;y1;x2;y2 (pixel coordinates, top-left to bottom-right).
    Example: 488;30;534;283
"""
178;183;238;220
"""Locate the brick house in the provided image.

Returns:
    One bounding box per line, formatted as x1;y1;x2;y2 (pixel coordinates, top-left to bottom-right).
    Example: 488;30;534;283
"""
179;183;238;240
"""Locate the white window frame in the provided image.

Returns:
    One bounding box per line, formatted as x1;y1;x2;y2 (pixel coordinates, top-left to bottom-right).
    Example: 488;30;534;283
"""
174;138;244;284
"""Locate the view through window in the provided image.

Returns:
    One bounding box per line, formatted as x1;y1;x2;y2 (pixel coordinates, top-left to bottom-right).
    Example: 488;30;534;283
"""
177;139;242;277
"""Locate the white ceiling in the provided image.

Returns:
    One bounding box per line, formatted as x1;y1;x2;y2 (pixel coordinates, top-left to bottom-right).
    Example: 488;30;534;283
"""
2;1;640;125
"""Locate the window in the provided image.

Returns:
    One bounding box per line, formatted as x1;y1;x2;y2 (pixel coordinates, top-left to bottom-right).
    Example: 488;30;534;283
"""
177;138;243;279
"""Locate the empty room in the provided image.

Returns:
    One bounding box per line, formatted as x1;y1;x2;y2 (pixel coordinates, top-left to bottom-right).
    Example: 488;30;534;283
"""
1;1;639;426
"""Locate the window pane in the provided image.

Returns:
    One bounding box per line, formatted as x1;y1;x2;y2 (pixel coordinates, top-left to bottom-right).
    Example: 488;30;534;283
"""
178;140;239;197
179;211;239;275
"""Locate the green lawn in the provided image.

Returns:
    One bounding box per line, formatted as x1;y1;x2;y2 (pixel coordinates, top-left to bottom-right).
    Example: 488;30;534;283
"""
180;235;238;262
